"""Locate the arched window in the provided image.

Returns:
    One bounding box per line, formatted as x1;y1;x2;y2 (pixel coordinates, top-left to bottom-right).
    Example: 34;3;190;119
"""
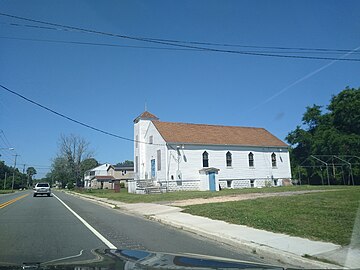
226;151;232;167
202;151;209;167
248;152;254;167
271;152;277;167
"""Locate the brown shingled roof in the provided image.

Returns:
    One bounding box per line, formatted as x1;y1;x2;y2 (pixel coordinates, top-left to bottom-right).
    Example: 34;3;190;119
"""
152;121;287;147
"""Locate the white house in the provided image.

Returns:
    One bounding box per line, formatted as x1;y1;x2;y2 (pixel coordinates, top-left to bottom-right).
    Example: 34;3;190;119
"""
129;111;292;194
84;163;111;188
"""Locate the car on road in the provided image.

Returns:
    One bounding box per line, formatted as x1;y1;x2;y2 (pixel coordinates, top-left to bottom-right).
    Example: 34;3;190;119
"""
33;183;51;197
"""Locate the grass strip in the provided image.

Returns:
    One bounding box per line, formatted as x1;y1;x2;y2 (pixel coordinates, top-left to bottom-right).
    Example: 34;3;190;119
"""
182;187;360;245
74;185;346;204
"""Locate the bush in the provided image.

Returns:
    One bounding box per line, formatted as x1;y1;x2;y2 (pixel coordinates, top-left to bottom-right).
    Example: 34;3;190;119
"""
67;182;74;189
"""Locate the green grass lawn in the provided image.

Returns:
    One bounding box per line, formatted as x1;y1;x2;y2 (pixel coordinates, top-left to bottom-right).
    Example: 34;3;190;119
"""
182;187;360;246
75;185;346;204
0;190;15;194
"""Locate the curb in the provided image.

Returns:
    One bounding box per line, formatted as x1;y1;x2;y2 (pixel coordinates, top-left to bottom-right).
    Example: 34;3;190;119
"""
64;191;117;209
65;191;344;269
147;215;343;269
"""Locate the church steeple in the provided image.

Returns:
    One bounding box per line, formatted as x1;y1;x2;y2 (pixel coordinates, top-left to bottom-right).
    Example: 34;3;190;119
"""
133;111;159;123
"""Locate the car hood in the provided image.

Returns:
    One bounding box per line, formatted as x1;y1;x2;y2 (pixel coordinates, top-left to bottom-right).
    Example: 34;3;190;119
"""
1;248;285;269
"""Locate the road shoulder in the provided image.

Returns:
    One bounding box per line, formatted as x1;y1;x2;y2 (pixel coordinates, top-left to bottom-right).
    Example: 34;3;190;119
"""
64;190;351;269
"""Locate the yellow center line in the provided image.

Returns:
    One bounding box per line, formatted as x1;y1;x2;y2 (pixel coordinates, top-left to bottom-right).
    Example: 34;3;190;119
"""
0;193;29;209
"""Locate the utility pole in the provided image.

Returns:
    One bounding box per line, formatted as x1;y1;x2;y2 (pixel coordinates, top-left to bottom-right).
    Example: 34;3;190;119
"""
12;154;19;190
4;172;7;189
23;164;26;187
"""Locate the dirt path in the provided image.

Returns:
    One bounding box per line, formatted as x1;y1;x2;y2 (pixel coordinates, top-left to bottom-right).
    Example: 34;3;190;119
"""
166;189;337;206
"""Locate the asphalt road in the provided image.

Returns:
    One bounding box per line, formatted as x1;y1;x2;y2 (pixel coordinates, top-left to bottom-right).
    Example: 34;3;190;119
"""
0;190;278;266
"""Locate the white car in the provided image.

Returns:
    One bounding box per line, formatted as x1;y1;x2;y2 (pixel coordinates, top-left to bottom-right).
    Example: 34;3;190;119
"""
33;183;51;197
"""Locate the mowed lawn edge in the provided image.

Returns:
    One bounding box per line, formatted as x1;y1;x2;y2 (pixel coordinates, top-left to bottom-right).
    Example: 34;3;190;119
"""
74;185;346;204
182;187;360;246
0;190;15;194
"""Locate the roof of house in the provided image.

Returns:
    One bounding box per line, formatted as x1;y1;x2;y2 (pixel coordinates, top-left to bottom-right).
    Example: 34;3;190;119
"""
134;111;159;123
107;165;134;171
91;175;115;180
152;121;288;147
86;163;111;173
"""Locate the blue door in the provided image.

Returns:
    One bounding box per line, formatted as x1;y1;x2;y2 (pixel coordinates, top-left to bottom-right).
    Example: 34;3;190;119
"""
151;159;155;178
209;172;216;191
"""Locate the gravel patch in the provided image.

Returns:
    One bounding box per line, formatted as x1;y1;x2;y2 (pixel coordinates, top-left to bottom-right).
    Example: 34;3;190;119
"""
167;190;334;206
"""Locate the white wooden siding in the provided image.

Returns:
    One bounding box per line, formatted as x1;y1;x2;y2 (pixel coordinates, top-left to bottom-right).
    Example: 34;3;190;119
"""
135;121;167;181
166;144;291;183
134;119;292;191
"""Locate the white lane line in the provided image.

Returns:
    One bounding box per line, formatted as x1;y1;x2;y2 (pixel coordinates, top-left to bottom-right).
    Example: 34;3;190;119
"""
53;193;117;249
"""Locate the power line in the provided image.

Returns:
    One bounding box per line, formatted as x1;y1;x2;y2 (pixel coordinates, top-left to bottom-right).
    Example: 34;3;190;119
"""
0;130;13;149
1;21;359;54
2;36;360;55
0;36;204;52
0;83;163;146
0;13;359;62
17;163;51;168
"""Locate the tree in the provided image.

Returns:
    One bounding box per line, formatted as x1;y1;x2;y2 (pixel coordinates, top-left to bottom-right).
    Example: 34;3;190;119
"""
302;104;322;131
328;87;360;135
286;87;360;184
0;161;28;189
80;158;99;177
50;134;95;188
26;167;37;187
115;160;134;167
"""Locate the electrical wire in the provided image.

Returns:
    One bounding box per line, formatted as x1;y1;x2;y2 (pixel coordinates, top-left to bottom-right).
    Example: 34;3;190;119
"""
1;21;358;54
0;36;204;52
0;84;163;146
0;13;359;62
2;36;360;55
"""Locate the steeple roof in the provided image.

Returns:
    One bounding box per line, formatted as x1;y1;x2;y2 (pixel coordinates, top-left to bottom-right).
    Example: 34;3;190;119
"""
133;111;159;123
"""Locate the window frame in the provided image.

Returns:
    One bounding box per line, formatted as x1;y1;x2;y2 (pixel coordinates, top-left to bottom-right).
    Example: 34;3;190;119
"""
226;151;232;167
202;151;209;168
271;152;277;168
248;152;254;167
135;156;139;173
157;150;161;171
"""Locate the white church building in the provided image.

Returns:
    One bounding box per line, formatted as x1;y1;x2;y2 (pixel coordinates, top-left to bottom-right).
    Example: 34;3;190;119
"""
129;111;292;194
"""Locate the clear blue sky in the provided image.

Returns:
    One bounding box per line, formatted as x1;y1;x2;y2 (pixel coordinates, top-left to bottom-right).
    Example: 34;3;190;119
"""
0;0;359;178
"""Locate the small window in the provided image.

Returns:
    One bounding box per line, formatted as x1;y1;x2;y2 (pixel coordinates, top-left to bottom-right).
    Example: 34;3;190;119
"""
149;136;153;144
227;180;232;188
248;152;254;167
202;151;209;167
250;179;255;187
271;153;277;167
226;151;232;167
157;150;161;171
135;135;139;148
135;156;139;173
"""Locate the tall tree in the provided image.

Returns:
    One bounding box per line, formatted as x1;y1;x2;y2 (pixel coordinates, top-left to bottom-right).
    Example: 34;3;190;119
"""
26;166;37;187
51;134;94;187
80;158;99;177
0;161;28;189
286;87;360;184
